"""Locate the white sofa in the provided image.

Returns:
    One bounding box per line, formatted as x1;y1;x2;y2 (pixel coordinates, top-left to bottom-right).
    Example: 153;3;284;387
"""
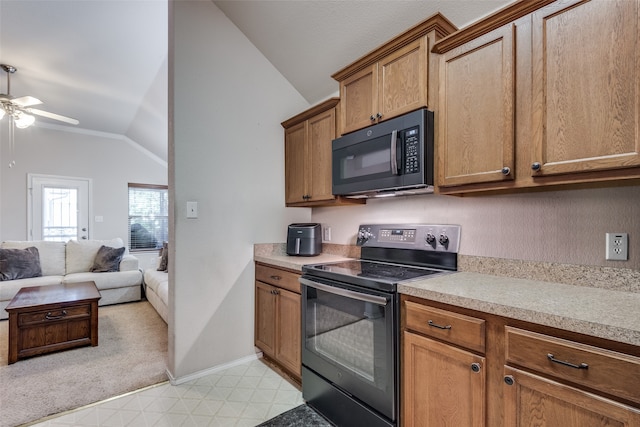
143;257;168;323
0;238;143;320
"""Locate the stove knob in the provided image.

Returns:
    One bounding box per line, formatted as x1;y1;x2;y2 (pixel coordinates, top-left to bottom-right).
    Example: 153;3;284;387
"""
425;233;436;248
439;234;450;249
358;230;373;244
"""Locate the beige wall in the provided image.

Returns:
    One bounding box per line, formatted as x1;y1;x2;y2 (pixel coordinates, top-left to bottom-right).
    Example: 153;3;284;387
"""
312;185;640;270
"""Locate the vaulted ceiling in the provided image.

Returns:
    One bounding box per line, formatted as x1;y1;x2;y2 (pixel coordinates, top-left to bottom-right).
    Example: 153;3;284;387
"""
0;0;511;162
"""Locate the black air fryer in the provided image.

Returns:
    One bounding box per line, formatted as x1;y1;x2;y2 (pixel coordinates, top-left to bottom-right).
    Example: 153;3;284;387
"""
287;223;322;256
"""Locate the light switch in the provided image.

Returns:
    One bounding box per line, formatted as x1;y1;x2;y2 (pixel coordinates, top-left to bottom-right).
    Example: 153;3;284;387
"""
186;201;198;219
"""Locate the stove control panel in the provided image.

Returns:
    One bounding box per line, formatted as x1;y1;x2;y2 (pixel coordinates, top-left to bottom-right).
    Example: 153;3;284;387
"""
357;223;461;253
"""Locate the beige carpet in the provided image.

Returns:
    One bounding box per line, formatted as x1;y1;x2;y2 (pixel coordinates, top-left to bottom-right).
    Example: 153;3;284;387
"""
0;300;168;427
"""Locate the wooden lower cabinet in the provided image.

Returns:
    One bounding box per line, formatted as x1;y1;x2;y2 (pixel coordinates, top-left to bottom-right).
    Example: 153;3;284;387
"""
503;366;640;427
401;296;640;427
403;331;486;427
254;264;301;380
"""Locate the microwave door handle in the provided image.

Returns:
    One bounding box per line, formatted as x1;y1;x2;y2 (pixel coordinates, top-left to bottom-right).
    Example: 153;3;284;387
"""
300;278;388;306
390;129;399;175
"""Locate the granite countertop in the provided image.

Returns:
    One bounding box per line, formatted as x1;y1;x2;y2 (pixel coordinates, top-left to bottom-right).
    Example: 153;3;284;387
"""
254;244;640;348
399;272;640;347
254;252;353;271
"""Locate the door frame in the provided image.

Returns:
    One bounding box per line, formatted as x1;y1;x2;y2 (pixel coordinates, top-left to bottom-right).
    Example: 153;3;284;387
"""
27;173;93;241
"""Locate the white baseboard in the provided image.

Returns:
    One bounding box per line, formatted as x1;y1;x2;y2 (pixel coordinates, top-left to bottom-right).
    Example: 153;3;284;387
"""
166;352;263;385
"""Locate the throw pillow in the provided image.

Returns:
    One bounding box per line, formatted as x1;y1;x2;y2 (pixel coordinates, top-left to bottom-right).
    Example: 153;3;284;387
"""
157;241;168;272
90;245;126;273
0;246;43;281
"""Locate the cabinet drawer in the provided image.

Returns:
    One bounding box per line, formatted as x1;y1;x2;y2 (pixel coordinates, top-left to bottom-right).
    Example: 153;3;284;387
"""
505;327;640;404
404;301;485;354
256;264;301;294
18;305;90;326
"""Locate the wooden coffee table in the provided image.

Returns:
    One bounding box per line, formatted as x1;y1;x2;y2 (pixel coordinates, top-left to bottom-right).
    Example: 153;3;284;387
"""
5;281;101;364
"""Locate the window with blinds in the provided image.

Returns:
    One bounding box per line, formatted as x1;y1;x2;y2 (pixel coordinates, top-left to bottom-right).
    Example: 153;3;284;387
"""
128;183;168;251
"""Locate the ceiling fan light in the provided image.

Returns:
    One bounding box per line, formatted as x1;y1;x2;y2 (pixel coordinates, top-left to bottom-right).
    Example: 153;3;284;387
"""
15;112;35;128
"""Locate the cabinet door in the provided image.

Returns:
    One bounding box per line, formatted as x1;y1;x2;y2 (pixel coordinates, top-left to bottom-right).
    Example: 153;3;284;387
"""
276;288;301;377
438;24;515;187
403;331;486;427
307;108;336;202
284;121;308;204
378;38;427;122
503;366;640;427
340;64;378;134
255;281;276;357
531;0;640;177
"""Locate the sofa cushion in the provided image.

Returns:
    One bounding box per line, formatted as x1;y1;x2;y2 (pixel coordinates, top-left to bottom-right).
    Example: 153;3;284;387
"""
64;270;142;290
0;247;42;281
91;245;126;272
1;240;66;276
0;275;64;301
66;238;125;274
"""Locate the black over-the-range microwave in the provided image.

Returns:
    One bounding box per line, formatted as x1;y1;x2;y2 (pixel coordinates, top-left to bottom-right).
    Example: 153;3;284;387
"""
332;108;434;198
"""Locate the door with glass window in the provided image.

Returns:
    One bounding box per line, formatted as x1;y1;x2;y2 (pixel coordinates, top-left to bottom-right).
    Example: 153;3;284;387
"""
29;174;91;241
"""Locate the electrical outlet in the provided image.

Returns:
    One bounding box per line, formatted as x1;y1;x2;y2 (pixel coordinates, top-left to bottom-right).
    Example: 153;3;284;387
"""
606;233;628;261
323;226;331;242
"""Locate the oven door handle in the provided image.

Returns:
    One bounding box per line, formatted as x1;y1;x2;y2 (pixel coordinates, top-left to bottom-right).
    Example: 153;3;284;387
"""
300;278;389;306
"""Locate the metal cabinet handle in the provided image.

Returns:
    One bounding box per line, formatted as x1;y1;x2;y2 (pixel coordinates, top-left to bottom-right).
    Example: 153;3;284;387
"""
376;112;383;119
501;166;511;175
531;162;541;171
428;320;452;330
270;289;280;295
45;310;67;320
370;115;376;121
270;275;281;281
547;353;588;369
504;375;514;386
471;363;481;373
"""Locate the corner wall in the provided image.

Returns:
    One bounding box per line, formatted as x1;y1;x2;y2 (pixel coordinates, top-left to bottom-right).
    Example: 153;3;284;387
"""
170;1;311;379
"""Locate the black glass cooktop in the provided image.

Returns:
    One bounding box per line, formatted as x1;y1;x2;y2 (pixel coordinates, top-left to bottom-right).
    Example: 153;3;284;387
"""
303;259;448;288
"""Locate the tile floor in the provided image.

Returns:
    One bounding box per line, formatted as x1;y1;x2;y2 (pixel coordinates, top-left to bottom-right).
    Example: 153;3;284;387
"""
28;358;304;427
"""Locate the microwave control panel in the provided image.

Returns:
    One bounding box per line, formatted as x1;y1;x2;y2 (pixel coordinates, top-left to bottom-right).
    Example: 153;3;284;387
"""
404;127;420;174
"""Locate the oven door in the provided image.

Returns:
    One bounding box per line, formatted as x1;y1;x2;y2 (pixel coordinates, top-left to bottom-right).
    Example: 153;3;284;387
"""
300;275;398;421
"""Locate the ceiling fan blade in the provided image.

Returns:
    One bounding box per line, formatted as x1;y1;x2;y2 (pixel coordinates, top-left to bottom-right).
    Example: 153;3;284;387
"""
12;96;43;107
29;108;79;125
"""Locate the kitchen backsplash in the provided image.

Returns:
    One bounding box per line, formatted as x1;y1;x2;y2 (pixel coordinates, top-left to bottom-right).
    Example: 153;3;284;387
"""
311;185;640;271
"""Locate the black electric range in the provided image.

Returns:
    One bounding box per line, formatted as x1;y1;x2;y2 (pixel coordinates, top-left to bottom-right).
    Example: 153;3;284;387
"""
300;223;461;427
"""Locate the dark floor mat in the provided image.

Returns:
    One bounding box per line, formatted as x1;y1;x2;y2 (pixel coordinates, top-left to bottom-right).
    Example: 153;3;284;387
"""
257;404;333;426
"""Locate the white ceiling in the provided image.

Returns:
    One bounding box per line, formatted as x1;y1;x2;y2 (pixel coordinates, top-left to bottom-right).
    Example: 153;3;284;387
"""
0;0;511;161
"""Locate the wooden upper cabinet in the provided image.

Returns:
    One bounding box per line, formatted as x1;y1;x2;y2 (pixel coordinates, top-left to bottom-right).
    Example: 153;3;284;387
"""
307;109;335;202
333;13;457;135
284;121;307;204
437;23;516;187
282;98;364;207
341;64;378;134
378;40;428;122
530;0;640;177
433;0;640;195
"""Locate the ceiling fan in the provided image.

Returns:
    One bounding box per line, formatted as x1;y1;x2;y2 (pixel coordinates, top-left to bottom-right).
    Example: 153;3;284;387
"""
0;63;79;128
